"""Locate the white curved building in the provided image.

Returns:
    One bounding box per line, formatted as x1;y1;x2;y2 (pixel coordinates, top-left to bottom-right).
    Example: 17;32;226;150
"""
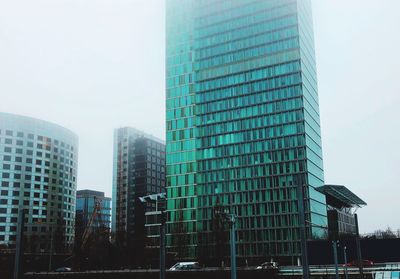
0;112;78;252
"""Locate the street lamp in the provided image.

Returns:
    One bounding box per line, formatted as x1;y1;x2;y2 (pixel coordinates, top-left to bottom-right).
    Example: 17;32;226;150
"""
14;208;25;279
332;240;339;279
296;182;310;279
215;211;237;279
343;246;349;279
227;214;237;279
139;193;166;279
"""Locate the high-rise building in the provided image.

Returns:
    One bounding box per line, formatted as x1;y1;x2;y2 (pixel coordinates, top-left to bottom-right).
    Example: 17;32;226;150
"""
76;189;111;231
112;127;165;262
0;112;78;252
166;0;327;263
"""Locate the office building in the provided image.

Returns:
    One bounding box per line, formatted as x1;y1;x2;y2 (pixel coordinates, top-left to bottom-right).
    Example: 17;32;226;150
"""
317;185;366;239
0;112;78;252
112;127;165;262
76;189;111;231
166;0;327;263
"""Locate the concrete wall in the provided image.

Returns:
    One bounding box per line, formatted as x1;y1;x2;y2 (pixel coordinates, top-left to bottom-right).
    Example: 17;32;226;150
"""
24;270;372;279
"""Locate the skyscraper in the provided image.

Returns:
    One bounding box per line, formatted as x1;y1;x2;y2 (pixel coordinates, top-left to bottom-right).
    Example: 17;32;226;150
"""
112;127;165;264
0;112;78;252
166;0;327;263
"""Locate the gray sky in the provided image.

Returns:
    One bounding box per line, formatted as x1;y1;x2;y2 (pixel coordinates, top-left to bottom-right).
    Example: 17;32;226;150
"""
0;0;399;233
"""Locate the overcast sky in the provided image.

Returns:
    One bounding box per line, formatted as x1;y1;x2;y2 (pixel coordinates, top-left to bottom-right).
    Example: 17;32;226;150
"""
0;0;399;233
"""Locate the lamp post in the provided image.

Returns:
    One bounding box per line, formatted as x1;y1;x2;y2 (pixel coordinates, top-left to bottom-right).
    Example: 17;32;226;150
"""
227;214;237;279
343;246;349;279
224;162;237;279
296;182;310;279
49;227;54;271
14;208;25;279
332;241;339;279
354;214;364;279
139;193;166;279
215;210;237;279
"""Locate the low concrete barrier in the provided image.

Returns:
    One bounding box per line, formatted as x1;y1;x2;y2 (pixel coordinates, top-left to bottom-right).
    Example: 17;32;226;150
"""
24;269;375;279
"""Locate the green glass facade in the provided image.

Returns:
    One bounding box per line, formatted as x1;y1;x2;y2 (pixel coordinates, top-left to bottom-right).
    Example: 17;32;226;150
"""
166;0;327;263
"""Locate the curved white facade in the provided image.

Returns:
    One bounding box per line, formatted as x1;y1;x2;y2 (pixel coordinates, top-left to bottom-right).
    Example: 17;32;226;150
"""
0;112;78;252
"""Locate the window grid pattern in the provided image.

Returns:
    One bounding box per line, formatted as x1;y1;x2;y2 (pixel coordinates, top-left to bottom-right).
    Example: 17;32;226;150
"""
0;113;78;251
166;0;327;262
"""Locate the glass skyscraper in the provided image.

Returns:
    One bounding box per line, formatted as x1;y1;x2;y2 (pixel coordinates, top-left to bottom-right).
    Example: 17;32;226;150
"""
0;112;78;252
166;0;327;263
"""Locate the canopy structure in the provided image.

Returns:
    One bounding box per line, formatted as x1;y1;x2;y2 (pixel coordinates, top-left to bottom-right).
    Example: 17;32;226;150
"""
316;184;367;209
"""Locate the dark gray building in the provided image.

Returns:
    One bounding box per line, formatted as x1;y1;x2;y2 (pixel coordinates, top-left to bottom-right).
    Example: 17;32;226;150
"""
317;185;366;239
112;127;165;263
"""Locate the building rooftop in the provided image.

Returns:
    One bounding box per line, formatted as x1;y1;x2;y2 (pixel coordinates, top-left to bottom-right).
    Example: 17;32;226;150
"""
77;189;111;200
316;184;367;208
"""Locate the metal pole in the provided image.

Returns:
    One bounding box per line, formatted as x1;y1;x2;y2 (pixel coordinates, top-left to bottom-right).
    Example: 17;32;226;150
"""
354;214;364;279
14;208;25;279
229;216;237;279
296;183;310;279
160;210;166;279
333;241;339;279
49;227;54;271
344;246;349;279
